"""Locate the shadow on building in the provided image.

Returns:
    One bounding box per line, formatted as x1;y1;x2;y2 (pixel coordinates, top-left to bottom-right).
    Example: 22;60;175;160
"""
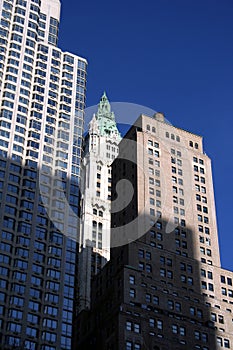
0;155;80;349
75;123;220;350
76;242;108;312
76;216;217;350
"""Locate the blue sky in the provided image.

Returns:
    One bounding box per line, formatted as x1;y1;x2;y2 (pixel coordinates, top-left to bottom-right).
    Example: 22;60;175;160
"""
59;0;233;271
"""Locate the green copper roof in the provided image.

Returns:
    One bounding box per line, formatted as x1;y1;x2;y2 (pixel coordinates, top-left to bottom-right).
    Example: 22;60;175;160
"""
95;92;121;138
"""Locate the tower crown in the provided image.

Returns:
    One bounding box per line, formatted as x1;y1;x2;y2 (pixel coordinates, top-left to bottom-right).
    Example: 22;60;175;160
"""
94;92;121;138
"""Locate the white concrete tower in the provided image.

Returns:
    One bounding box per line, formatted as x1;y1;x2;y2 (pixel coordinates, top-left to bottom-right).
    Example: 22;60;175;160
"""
78;92;121;311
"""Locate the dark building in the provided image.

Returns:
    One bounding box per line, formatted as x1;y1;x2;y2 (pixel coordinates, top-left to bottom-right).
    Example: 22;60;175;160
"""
77;113;233;350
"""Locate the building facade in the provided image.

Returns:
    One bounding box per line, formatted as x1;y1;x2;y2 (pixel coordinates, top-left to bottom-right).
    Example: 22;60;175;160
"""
77;113;233;350
78;92;121;311
0;0;87;349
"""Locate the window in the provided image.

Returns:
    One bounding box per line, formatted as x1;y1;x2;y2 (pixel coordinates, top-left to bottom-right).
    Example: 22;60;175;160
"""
221;275;226;283
200;167;205;174
168;300;174;309
129;289;135;298
149;318;155;327
181;275;186;283
150;198;155;205
126;321;132;331
129;275;135;285
30;289;41;299
180;209;185;216
167;270;173;279
26;326;37;337
201;177;205;184
149;187;154;195
160;268;166;277
194;330;200;340
175;302;181;312
187;277;193;285
43;318;57;329
224;339;230;348
126;341;132;350
180;327;185;336
138;262;144;270
150;208;155;216
201;281;207;290
221;287;227;296
201;186;206;193
198;225;203;232
44;306;58;316
8;309;23;320
202;196;207;203
138;249;144;258
42;332;56;343
134;323;140;333
24;340;36;350
7;322;22;333
218;315;224;324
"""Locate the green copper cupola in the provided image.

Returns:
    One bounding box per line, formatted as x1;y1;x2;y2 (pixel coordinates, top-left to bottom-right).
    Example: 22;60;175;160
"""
95;92;121;138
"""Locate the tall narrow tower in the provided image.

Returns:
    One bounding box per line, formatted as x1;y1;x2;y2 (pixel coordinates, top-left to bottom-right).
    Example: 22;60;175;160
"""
78;93;121;311
0;0;87;349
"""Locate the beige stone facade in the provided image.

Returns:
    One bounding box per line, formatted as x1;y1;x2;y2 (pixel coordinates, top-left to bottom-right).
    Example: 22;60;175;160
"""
77;113;233;350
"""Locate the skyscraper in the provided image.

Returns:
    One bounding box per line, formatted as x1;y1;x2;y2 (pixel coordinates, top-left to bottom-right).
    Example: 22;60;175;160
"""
0;0;87;348
77;113;233;349
78;92;121;311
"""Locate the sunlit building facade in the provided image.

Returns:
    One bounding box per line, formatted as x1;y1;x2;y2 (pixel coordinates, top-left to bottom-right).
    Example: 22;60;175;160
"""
77;113;233;350
78;92;121;311
0;0;87;348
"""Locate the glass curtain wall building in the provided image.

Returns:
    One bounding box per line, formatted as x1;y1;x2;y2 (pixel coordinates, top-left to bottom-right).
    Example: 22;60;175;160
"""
0;0;87;349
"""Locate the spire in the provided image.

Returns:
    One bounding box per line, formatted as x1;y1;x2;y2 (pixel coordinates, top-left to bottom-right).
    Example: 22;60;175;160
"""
94;92;121;139
97;91;112;117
